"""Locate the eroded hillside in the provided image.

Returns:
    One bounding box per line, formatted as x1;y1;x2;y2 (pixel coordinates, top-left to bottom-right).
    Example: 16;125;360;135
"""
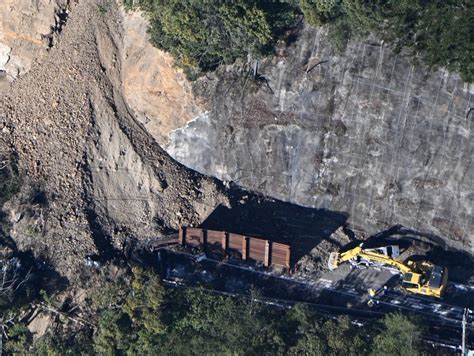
0;0;229;278
0;2;473;352
1;0;472;275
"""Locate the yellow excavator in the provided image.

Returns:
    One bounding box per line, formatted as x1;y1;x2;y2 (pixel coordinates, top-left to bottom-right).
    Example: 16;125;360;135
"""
328;244;448;298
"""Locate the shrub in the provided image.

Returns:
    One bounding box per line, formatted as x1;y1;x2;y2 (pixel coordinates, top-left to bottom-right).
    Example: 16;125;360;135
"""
299;0;473;82
126;0;298;79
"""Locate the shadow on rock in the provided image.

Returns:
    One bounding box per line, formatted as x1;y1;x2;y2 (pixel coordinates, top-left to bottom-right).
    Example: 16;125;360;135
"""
366;224;474;284
0;247;69;312
200;187;349;266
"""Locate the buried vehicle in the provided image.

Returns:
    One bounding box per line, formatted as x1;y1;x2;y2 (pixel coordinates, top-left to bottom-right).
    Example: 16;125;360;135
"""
328;244;448;298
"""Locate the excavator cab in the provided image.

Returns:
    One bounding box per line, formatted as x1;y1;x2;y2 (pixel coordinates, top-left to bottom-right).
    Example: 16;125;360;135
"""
401;263;448;298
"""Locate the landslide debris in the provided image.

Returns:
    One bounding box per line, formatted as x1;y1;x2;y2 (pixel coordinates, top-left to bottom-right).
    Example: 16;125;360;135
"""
0;0;355;287
0;0;229;279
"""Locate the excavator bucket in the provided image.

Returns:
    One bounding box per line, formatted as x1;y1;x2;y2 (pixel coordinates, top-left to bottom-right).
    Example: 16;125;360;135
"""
328;252;340;271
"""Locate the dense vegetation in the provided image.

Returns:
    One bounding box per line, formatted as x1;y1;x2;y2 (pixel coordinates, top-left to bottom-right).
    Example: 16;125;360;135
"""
124;0;298;79
126;0;472;82
300;0;473;82
91;270;426;355
2;267;425;355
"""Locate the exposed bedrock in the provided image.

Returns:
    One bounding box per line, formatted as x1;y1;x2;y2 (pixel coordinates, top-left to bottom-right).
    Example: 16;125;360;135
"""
165;27;473;254
0;0;69;83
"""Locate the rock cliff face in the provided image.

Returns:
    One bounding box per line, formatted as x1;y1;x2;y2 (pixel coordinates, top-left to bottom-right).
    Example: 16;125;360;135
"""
165;27;473;253
0;0;68;82
120;10;205;146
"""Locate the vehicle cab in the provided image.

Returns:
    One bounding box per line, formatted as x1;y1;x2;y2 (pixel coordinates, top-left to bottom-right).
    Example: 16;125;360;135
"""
401;265;448;298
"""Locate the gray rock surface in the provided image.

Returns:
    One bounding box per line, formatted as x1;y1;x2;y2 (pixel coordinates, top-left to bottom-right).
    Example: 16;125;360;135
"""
166;27;473;254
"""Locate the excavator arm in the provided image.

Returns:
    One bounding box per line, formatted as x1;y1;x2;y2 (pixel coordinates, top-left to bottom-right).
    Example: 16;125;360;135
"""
328;246;363;268
356;250;411;274
328;244;448;298
328;244;410;273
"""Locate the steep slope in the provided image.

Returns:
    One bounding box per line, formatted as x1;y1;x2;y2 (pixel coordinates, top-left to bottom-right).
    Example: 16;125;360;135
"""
0;0;228;277
165;27;474;253
120;10;206;146
0;0;68;81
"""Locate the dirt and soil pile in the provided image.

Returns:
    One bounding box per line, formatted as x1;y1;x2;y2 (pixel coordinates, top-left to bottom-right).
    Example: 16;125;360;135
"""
0;0;353;289
0;0;229;279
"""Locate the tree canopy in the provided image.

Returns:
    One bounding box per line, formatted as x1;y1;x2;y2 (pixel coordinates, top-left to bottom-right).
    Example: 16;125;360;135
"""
125;0;472;81
125;0;298;79
299;0;473;82
1;263;429;355
89;272;427;355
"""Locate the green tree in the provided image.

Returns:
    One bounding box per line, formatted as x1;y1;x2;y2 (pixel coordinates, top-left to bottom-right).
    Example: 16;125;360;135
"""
33;331;94;356
287;304;370;355
371;313;423;356
286;304;328;355
126;0;298;79
164;287;286;355
94;310;133;355
322;316;368;354
3;324;31;354
123;266;165;334
90;268;426;355
299;0;473;82
299;0;342;27
93;267;166;354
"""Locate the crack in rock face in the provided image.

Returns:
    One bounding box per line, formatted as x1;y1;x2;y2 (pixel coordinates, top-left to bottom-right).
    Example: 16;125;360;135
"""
43;5;70;49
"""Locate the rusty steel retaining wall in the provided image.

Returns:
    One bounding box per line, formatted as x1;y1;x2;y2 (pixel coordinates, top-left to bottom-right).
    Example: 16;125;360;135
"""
179;227;291;269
